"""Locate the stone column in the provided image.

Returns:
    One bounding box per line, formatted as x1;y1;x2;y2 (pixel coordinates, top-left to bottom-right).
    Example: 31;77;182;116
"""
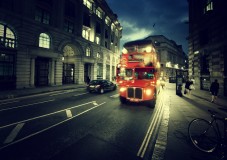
110;54;113;81
91;62;97;80
102;55;106;80
75;57;84;84
49;59;55;86
30;58;35;87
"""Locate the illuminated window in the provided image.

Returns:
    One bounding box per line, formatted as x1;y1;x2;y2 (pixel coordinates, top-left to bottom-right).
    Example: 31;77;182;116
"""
96;9;102;19
86;47;91;57
105;16;111;26
204;0;213;13
39;33;50;49
0;24;16;48
35;7;50;24
83;0;92;10
111;23;115;31
115;29;119;37
97;52;101;58
96;36;100;45
82;27;90;40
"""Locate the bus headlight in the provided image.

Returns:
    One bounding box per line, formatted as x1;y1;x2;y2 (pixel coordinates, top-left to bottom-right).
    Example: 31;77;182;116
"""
119;87;126;92
145;89;152;96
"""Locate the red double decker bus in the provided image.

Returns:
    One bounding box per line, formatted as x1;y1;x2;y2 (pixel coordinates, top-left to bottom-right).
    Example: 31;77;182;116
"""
116;39;160;107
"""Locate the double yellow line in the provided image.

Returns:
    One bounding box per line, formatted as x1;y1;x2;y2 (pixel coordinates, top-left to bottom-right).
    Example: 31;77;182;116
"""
137;94;165;158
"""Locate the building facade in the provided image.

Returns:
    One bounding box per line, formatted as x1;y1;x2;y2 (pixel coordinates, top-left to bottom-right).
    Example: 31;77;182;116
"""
188;0;227;96
145;35;187;80
0;0;122;90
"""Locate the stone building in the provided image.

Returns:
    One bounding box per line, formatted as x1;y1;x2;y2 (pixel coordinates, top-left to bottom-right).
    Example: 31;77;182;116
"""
0;0;122;90
145;35;187;80
188;0;227;96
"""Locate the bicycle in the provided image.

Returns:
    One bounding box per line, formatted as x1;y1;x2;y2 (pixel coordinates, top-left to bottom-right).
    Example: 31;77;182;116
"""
188;110;227;159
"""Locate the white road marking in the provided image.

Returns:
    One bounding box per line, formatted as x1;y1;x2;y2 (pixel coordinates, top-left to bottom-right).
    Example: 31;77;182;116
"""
0;100;20;105
4;123;25;144
0;99;55;112
0;101;98;129
0;102;106;150
66;109;72;118
93;101;98;106
137;93;165;158
110;94;119;98
73;92;88;97
49;89;87;96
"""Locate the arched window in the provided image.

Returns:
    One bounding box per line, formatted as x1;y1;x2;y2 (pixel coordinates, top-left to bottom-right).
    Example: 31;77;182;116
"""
0;24;16;48
86;47;91;57
39;33;50;48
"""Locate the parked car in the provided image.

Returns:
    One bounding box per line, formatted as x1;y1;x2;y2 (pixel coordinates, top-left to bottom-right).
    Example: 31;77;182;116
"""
87;79;117;94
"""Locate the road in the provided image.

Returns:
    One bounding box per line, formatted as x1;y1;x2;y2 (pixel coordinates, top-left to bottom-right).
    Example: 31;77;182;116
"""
1;83;226;160
0;87;166;160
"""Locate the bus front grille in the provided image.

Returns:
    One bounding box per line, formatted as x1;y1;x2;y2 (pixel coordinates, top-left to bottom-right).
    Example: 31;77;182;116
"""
127;87;142;99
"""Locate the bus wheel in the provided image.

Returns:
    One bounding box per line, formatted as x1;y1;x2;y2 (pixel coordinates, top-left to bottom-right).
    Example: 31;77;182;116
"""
146;100;156;108
120;96;126;104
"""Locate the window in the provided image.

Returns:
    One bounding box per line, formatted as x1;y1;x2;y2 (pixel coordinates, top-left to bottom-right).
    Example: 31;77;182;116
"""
0;53;15;77
95;36;100;45
105;29;109;39
96;9;102;19
97;52;101;58
64;20;74;33
82;27;90;40
115;29;119;37
111;23;115;31
86;47;91;57
39;33;50;48
105;16;111;26
35;7;50;24
83;13;91;27
96;22;101;34
0;24;16;48
83;0;92;10
204;0;213;13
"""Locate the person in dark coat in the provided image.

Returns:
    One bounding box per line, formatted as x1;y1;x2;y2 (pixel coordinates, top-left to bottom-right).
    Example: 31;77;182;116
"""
210;79;219;103
86;76;90;85
184;79;193;96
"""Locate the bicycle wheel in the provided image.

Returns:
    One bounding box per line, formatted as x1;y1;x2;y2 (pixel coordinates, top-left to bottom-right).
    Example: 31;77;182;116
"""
188;118;219;153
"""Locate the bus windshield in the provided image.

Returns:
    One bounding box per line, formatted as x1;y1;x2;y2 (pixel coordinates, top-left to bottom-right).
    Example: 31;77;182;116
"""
118;68;133;80
134;68;155;80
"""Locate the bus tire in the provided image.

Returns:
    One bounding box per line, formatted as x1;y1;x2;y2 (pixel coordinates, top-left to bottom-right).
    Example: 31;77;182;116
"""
146;99;156;108
120;96;126;104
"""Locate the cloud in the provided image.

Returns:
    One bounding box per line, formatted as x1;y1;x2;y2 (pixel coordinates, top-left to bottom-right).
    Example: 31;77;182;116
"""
106;0;189;52
120;20;153;42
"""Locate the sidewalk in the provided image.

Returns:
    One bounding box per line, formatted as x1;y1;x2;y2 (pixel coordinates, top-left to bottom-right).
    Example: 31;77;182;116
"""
0;84;87;101
190;87;227;108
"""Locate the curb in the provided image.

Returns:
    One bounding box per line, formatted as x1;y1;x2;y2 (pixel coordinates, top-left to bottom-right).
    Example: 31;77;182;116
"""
0;85;87;101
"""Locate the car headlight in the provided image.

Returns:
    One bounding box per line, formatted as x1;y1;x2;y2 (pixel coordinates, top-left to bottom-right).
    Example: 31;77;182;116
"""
145;89;152;96
119;87;126;92
95;85;101;88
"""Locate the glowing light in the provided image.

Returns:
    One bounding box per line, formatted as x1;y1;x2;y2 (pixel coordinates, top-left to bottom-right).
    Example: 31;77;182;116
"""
194;51;199;54
145;89;152;96
145;46;152;52
120;87;126;92
166;62;171;67
122;48;128;54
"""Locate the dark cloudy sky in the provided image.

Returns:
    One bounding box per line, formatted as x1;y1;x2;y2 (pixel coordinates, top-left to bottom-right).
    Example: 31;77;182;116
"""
106;0;189;53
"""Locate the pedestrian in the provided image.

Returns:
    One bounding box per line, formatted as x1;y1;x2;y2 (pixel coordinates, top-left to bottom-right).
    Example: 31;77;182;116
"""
86;76;90;85
184;79;193;96
160;77;165;89
210;79;219;103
